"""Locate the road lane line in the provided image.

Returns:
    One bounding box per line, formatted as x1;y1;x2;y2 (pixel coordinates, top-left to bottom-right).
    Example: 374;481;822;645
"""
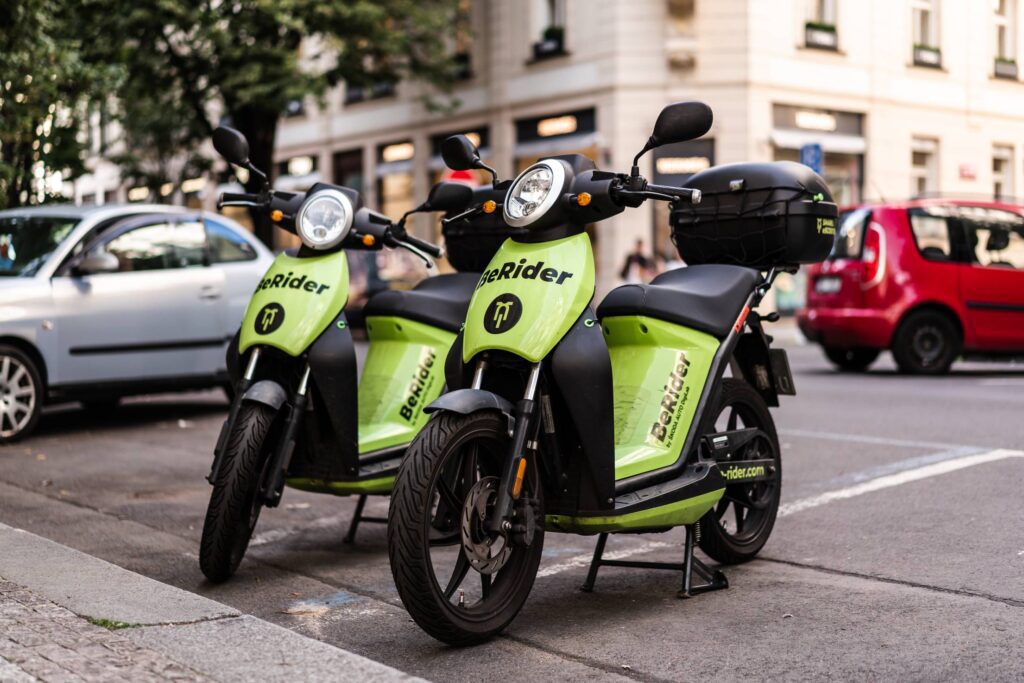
778;428;976;451
537;448;1024;579
777;448;1024;517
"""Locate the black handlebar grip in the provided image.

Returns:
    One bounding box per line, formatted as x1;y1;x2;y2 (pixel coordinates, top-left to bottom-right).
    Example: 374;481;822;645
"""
401;233;444;258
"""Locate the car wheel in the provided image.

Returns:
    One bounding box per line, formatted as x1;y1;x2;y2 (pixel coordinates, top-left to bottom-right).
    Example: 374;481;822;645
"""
823;346;880;372
891;311;960;375
0;345;43;443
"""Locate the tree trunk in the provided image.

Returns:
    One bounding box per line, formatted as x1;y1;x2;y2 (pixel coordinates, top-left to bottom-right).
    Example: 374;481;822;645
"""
231;105;280;248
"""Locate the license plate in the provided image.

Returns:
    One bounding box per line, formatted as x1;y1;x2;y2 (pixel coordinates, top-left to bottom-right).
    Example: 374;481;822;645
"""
815;276;842;294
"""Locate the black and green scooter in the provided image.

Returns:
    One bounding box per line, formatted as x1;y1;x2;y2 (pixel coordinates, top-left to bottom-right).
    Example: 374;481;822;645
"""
386;102;837;643
200;126;480;582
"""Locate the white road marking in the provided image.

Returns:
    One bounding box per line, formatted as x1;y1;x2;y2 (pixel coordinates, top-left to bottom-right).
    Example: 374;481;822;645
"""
537;447;1024;579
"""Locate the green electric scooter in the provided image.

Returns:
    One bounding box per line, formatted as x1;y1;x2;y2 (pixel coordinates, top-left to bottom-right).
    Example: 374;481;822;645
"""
387;101;837;644
200;126;478;582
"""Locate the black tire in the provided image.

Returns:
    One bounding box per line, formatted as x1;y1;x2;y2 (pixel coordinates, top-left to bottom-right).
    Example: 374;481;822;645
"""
823;346;879;372
0;345;43;444
199;402;277;582
696;378;781;564
891;310;960;375
388;411;544;646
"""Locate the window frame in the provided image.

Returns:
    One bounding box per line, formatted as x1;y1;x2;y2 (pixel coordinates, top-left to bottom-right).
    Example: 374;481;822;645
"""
69;215;211;275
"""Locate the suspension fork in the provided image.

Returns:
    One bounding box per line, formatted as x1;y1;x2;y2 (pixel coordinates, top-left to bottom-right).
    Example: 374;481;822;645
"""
261;364;311;507
488;363;542;535
207;348;261;484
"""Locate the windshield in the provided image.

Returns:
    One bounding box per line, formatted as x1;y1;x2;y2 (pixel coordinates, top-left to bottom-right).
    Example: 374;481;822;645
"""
0;215;79;277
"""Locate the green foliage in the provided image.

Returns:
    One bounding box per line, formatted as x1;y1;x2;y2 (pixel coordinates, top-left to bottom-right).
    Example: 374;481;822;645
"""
0;0;114;208
86;616;140;630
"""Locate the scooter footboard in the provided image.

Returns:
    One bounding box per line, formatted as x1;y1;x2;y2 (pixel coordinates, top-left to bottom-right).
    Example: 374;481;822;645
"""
357;316;457;454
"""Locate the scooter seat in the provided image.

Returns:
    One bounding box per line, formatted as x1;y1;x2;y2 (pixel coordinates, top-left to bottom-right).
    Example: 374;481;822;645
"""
597;264;761;338
364;272;479;333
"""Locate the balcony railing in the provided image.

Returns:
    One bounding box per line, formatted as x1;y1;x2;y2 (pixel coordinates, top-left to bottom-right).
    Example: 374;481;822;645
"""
995;57;1019;80
913;44;942;68
804;22;838;51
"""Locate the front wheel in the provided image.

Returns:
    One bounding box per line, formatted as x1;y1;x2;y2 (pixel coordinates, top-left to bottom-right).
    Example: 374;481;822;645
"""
0;345;43;443
696;378;781;564
388;411;544;646
199;402;277;582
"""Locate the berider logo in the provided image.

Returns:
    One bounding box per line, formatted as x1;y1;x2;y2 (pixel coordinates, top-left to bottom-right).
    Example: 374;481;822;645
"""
255;303;285;335
483;294;522;334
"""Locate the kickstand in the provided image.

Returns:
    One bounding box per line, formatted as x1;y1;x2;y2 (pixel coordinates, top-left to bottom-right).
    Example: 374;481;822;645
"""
579;525;728;598
343;494;387;544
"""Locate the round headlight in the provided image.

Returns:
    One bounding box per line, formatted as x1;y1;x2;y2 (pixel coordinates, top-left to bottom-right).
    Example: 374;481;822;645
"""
504;160;566;228
296;190;353;250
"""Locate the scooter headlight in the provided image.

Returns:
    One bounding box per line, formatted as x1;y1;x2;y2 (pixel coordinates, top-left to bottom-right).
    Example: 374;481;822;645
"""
504;160;566;228
296;190;353;250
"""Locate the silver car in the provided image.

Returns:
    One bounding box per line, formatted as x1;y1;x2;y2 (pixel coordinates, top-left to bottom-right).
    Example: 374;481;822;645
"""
0;204;273;442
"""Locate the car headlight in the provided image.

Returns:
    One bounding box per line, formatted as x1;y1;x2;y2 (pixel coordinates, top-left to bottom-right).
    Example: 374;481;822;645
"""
296;190;353;250
504;160;566;228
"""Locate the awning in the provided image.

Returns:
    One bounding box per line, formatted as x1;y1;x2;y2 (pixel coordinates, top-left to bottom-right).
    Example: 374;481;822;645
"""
770;129;866;155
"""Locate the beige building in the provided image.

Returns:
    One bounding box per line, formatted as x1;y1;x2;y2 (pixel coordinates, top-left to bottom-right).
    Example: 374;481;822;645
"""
76;0;1024;302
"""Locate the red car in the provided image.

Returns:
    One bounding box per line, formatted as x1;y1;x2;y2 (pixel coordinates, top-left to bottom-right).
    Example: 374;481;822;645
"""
798;199;1024;374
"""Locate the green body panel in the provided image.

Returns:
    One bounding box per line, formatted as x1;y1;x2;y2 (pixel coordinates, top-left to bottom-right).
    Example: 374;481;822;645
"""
604;316;719;480
285;475;394;496
463;234;595;363
545;488;724;533
239;252;349;355
356;316;456;454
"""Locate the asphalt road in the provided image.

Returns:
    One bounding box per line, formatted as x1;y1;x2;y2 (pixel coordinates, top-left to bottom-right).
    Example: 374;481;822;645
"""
2;328;1023;681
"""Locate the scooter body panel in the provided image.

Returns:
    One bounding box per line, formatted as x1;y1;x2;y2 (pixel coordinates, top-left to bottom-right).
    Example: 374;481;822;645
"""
545;488;723;534
462;234;595;363
239;251;350;356
357;316;457;454
603;315;719;480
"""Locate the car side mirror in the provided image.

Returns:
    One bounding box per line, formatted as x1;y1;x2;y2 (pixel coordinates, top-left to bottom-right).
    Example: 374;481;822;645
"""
212;126;251;167
74;250;119;276
423;182;474;213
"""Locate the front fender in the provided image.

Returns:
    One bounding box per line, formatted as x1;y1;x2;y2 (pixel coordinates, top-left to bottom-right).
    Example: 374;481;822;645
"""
425;388;514;417
242;380;288;411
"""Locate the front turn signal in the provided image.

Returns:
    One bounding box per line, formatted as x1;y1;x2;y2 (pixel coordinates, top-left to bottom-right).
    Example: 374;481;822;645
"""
575;192;592;207
482;200;497;214
362;234;376;246
270;209;284;222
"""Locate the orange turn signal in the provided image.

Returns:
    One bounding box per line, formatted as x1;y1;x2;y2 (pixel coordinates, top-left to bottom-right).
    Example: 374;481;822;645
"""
482;200;497;214
270;209;284;222
575;192;592;207
512;458;528;499
362;234;376;246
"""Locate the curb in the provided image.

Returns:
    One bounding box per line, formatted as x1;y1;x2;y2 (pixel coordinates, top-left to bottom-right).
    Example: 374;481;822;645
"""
0;523;422;682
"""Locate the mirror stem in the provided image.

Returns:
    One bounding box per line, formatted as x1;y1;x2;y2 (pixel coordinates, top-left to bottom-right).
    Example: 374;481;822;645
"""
477;161;499;186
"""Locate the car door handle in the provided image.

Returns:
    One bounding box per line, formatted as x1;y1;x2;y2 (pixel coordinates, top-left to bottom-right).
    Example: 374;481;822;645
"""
199;286;222;300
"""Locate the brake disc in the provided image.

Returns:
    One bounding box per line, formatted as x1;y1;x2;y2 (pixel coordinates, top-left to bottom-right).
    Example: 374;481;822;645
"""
461;477;512;575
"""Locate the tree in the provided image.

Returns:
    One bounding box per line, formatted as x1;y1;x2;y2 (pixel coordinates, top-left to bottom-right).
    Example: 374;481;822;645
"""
82;0;462;245
0;0;112;208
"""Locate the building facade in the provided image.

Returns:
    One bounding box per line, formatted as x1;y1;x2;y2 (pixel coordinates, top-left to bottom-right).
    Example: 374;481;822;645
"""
74;0;1024;301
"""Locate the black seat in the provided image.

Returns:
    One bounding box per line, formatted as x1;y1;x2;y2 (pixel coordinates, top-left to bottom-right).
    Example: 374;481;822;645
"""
597;265;761;338
364;272;479;332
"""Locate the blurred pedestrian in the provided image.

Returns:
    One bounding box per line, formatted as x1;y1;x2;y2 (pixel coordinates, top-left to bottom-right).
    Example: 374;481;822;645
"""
620;239;652;283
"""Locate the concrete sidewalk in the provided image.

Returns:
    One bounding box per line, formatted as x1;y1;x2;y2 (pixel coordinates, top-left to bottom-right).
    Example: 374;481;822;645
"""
0;523;421;682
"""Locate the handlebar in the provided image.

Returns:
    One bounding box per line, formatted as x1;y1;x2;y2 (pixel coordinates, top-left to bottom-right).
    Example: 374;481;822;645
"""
395;231;444;258
611;180;701;206
217;192;262;208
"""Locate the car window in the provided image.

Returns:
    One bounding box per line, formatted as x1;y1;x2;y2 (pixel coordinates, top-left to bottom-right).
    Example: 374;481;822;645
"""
957;206;1024;270
0;215;79;277
206;218;257;263
104;221;207;272
908;207;955;261
830;209;869;259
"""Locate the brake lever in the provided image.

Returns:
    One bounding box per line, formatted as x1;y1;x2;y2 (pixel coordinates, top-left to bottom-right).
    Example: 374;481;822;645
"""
397;241;436;270
442;205;483;226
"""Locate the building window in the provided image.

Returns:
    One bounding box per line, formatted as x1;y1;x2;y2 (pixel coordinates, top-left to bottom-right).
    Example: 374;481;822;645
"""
531;0;567;61
805;0;838;50
452;0;474;80
994;0;1019;78
912;0;942;67
993;145;1014;198
911;138;939;196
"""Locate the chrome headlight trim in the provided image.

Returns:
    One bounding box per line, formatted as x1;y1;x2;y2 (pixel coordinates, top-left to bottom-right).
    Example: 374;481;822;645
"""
503;159;566;228
295;189;354;250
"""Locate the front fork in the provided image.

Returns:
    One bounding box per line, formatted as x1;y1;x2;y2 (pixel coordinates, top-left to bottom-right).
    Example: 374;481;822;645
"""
207;348;261;484
260;365;311;508
488;362;543;536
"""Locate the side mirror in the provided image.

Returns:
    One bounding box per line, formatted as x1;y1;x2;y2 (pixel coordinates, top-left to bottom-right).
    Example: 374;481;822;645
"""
650;101;713;146
440;135;481;171
212;126;251;166
424;182;474;213
74;250;119;276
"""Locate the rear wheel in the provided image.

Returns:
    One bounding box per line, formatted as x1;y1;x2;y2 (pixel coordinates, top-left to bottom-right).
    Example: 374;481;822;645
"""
823;346;879;372
199;402;277;582
0;345;43;444
891;310;960;375
697;378;781;564
388;411;544;646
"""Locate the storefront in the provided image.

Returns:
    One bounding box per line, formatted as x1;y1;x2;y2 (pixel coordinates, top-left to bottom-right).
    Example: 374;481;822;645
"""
376;140;416;222
651;138;715;270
